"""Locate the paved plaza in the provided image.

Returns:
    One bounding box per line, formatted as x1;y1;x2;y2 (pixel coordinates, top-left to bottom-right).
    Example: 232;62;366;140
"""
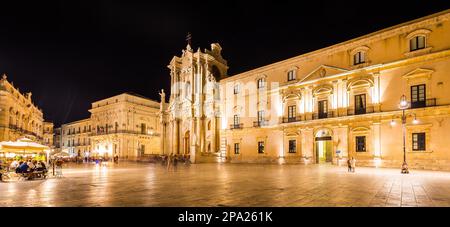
1;162;450;207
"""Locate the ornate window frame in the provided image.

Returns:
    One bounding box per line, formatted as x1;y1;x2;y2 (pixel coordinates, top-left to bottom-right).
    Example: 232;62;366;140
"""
256;74;268;89
346;77;374;111
232;138;243;156
406;123;432;153
402;68;434;103
349;46;370;68
350;126;371;156
233;82;241;95
404;28;432;57
285;131;300;156
257;136;268;155
285;66;299;83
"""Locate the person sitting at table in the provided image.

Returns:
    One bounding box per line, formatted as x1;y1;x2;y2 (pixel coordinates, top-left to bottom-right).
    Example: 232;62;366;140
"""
27;160;35;171
18;161;29;173
10;160;19;170
35;161;47;172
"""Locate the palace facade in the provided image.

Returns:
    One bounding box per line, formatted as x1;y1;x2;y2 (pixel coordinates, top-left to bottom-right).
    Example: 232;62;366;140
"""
60;92;162;160
160;10;450;170
0;74;52;144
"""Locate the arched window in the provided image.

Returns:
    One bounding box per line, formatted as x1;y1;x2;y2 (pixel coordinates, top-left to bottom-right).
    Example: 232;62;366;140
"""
287;70;296;81
233;83;240;95
410;35;426;51
257;78;266;89
353;51;365;65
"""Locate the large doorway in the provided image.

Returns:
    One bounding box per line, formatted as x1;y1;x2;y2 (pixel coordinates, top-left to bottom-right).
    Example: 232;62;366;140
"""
315;129;333;164
184;131;190;155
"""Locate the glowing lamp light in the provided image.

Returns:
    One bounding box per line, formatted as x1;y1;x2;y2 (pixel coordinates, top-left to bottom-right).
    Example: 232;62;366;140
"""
390;119;396;126
412;118;419;124
399;95;409;109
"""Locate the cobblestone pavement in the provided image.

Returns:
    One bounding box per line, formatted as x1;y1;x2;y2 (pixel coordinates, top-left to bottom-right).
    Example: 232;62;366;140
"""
1;162;450;207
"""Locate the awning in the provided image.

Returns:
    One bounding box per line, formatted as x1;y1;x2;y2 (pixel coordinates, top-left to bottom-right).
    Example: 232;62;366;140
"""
0;137;50;154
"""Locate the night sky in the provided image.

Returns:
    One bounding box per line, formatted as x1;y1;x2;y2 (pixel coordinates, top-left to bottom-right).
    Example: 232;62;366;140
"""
0;1;448;127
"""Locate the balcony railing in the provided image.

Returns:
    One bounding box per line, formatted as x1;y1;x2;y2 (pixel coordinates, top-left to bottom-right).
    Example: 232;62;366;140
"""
253;120;269;127
230;124;244;130
7;124;43;141
282;116;302;123
411;98;436;109
347;106;375;116
89;130;160;137
312;111;335;120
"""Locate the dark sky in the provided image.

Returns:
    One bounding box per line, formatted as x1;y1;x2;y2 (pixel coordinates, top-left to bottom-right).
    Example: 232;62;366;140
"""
0;1;448;127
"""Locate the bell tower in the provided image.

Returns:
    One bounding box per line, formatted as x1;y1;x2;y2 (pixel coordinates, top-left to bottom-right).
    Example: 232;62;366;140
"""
161;40;228;163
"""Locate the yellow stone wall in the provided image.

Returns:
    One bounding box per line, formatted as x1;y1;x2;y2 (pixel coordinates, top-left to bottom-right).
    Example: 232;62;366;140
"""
218;10;450;170
61;93;162;160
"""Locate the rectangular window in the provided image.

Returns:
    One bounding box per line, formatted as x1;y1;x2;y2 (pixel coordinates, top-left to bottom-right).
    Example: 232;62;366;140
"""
234;84;240;94
287;70;296;81
288;105;296;119
411;84;426;108
233;115;240;126
412;133;426;151
141;123;146;134
318;100;328;119
258;141;265;154
354;94;366;115
288;140;296;153
234;143;240;154
410;36;425;51
257;78;265;89
356;136;366;152
257;110;265;123
354;52;365;65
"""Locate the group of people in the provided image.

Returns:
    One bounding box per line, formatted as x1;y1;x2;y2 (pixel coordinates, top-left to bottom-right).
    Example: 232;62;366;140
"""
347;157;356;172
11;159;48;174
164;153;190;170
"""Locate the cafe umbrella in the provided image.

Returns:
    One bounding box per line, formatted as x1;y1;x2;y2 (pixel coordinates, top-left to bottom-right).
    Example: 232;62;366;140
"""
0;137;51;165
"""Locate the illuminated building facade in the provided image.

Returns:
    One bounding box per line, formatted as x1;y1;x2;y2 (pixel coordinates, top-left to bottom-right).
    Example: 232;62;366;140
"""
43;121;54;147
61;119;91;157
161;10;450;170
0;74;48;143
61;92;162;160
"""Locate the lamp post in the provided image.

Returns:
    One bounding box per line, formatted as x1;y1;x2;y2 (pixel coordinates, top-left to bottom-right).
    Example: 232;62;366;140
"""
397;95;418;174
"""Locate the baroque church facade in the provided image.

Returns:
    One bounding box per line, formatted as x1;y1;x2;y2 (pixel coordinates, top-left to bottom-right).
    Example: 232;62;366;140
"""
160;10;450;170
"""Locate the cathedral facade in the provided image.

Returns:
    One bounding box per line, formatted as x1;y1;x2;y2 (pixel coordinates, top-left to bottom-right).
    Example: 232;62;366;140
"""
160;10;450;170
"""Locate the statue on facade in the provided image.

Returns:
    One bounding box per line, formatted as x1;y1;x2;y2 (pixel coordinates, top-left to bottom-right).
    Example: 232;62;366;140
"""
159;89;165;103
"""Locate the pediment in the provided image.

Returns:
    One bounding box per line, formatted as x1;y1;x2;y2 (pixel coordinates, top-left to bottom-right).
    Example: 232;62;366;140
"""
403;68;434;80
300;65;348;83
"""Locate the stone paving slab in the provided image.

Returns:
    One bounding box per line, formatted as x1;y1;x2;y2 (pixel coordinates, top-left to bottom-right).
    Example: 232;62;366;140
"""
1;162;450;207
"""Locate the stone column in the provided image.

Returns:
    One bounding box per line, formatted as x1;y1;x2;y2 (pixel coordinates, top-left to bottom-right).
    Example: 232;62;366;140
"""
300;128;314;164
200;116;206;154
372;122;381;159
174;119;179;155
215;116;220;153
372;72;381;112
332;80;339;116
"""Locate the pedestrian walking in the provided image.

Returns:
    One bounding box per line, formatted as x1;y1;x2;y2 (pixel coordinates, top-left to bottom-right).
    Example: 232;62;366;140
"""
351;157;356;172
166;153;173;171
173;154;178;170
347;158;352;172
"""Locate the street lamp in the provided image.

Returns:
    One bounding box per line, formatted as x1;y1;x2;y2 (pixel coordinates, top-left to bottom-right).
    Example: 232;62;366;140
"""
397;95;418;174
